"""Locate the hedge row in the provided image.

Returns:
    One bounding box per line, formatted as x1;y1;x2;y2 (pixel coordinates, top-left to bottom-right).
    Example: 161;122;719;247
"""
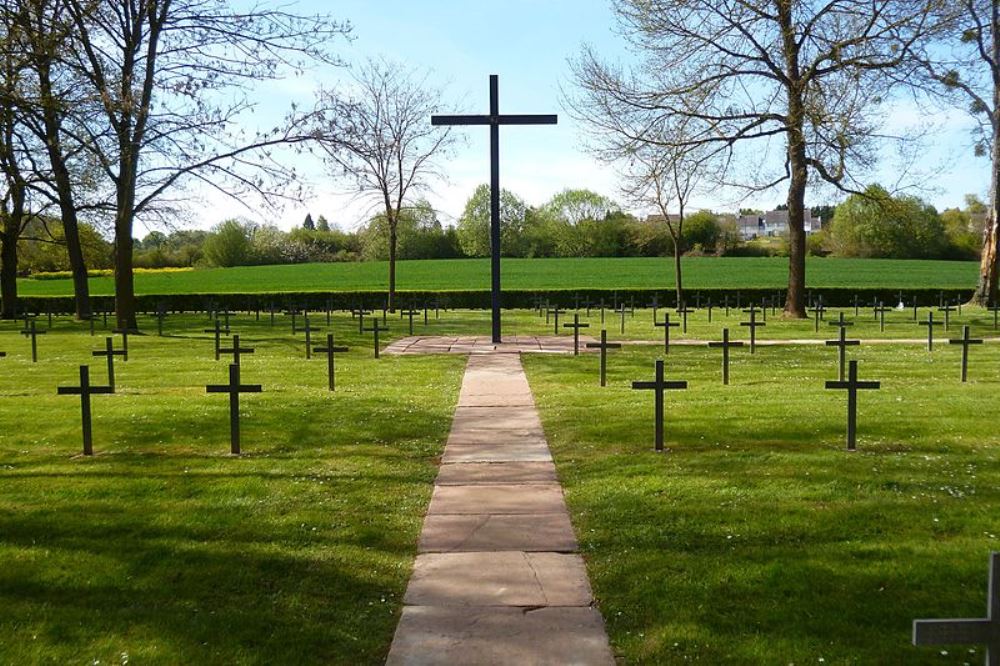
4;287;978;316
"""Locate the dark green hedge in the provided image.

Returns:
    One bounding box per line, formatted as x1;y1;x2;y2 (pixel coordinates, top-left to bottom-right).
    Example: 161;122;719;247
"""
5;287;977;317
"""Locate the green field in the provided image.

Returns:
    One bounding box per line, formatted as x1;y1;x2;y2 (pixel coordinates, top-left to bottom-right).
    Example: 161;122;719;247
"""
17;256;980;296
1;307;996;663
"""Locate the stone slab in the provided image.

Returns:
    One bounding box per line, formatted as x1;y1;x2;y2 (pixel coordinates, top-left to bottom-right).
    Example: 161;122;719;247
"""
451;407;543;431
435;462;557;486
457;392;535;407
419;513;577;553
404;552;593;607
446;429;547;447
386;606;615;666
441;443;553;463
428;484;567;515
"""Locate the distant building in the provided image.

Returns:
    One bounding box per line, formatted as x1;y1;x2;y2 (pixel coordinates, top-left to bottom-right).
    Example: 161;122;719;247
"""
738;209;823;240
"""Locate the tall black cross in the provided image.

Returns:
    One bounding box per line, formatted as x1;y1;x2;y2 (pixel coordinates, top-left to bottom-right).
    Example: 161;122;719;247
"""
740;308;766;354
314;333;349;391
708;328;744;385
913;551;1000;665
631;359;688;452
585;329;620;387
949;325;984;383
563;313;590;355
920;311;942;351
432;75;557;343
220;334;255;367
92;337;127;390
365;319;388;358
825;326;860;382
206;363;262;455
824;360;880;451
57;365;114;456
655;313;680;354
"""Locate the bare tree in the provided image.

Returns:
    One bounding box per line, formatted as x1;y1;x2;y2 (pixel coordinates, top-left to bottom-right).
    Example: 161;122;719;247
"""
311;59;453;311
569;0;938;317
914;2;1000;305
60;0;350;331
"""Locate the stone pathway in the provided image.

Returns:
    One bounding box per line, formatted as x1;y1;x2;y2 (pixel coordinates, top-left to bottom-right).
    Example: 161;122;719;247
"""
384;335;596;355
386;353;614;665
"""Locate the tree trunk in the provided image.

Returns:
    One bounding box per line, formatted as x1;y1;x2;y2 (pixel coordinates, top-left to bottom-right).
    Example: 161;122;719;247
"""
972;110;1000;306
59;201;92;321
387;211;398;313
674;204;684;307
0;213;20;320
779;0;807;318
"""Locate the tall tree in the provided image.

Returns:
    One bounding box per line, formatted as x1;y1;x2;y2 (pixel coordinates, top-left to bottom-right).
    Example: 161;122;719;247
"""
569;0;938;316
915;2;1000;304
62;0;349;331
311;59;452;311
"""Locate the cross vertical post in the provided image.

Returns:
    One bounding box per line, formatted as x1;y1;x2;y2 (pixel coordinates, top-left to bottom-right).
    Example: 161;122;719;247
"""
431;75;557;343
563;313;589;355
206;363;262;455
824;360;880;451
708;328;744;385
57;365;113;456
949;325;983;383
314;333;349;391
585;329;621;387
631;359;688;452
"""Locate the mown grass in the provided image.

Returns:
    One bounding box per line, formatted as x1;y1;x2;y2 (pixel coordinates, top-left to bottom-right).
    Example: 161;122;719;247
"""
0;313;466;664
523;340;1000;664
16;256;979;296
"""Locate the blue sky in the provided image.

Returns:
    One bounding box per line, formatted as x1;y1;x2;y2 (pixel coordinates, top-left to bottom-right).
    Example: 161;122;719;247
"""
178;0;988;235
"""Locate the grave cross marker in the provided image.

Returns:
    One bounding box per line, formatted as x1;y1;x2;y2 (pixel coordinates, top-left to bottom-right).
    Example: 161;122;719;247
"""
206;363;262;455
364;319;389;358
631;359;688;452
432;74;557;343
547;305;564;335
400;308;420;336
203;320;229;360
708;328;744;385
824;360;880;451
585;329;620;387
562;313;590;355
988;302;1000;330
825;326;860;382
740;308;766;354
313;333;349;391
92;337;127;390
57;365;114;456
809;300;827;332
676;303;695;333
913;551;1000;666
949;325;984;382
20;320;45;363
873;301;892;332
294;313;318;359
618;303;627;335
155;303;169;336
219;334;255;366
920;311;942;351
655;313;680;354
937;301;957;331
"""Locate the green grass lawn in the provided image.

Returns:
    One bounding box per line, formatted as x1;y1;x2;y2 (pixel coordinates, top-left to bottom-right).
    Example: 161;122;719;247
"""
523;341;1000;664
16;256;980;296
0;313;467;664
1;307;997;663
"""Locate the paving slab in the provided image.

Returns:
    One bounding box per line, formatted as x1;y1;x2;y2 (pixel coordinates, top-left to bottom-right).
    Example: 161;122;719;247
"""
451;406;543;431
457;392;535;407
386;606;614;666
441;443;553;463
435;462;557;486
446;428;547;447
404;552;593;606
428;484;568;515
419;513;578;553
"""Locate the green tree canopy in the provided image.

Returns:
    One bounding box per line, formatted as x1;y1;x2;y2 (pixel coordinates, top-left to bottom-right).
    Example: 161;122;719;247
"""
456;184;528;257
828;186;946;259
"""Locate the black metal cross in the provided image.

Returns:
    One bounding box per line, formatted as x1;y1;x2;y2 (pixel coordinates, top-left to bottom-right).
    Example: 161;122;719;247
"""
432;74;557;344
220;334;255;367
365;319;388;358
20;320;46;363
988;302;1000;331
949;325;984;382
937;301;957;331
824;360;880;451
563;313;590;355
57;365;114;456
676;303;695;334
825;326;860;382
618;303;627;335
313;333;349;391
294;313;318;359
708;328;744;385
203;320;229;360
352;308;371;335
873;301;892;332
853;293;861;317
740;309;766;354
284;308;301;333
155;303;169;336
400;308;419;336
706;297;714;323
585;329;620;387
631;359;688;452
913;551;1000;665
547;304;564;335
206;363;262;455
809;299;827;332
655;313;680;354
920;311;942;351
92;337;127;390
